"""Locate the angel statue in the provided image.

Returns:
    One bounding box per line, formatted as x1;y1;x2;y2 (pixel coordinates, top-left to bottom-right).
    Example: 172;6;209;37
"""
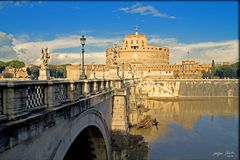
111;43;119;66
40;47;50;67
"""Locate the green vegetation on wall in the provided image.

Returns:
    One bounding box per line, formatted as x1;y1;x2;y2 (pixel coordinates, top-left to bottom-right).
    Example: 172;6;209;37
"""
48;64;66;78
0;61;6;73
202;61;239;79
26;65;40;80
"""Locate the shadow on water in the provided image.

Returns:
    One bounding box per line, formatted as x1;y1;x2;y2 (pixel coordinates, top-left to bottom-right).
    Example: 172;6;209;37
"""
129;97;239;160
111;130;149;160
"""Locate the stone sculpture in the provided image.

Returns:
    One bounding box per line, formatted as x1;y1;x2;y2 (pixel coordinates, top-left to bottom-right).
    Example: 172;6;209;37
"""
39;48;50;80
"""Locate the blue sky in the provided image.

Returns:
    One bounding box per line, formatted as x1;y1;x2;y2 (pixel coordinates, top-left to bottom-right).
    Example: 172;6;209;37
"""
0;1;238;64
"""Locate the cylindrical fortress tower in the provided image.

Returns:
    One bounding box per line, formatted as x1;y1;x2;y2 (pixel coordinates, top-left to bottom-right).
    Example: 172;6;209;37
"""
106;32;169;65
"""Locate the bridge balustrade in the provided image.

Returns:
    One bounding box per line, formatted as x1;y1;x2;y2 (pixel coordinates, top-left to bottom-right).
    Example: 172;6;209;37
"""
0;79;118;121
26;84;45;109
96;81;101;93
102;80;107;91
0;89;2;115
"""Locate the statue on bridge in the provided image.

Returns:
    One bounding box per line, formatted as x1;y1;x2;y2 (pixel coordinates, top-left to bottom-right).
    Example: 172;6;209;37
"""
89;62;97;79
40;48;50;67
110;44;119;66
39;47;51;80
109;44;121;79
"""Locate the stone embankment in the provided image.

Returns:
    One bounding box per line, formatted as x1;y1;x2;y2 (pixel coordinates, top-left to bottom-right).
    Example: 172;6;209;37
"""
137;79;239;98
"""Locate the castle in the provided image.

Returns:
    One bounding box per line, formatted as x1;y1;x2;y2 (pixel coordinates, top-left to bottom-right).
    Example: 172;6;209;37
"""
66;31;210;80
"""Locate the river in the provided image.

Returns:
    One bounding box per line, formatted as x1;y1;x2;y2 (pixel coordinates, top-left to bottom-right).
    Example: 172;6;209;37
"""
129;98;239;160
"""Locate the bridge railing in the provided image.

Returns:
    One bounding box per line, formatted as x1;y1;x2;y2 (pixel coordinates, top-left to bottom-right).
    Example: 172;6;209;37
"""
0;89;2;115
0;79;121;121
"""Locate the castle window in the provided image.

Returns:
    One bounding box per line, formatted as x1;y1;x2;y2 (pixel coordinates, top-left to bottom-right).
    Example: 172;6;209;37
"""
164;49;166;51
131;40;133;44
152;48;153;50
143;48;145;49
159;48;162;50
136;40;138;44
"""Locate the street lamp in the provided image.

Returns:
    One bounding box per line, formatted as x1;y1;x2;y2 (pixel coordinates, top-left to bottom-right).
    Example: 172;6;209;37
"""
80;35;87;79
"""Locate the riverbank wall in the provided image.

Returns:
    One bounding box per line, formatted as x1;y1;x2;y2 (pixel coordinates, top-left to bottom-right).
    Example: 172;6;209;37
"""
137;79;239;98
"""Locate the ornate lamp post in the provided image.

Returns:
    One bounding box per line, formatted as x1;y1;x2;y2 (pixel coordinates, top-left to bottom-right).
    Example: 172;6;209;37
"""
80;35;87;79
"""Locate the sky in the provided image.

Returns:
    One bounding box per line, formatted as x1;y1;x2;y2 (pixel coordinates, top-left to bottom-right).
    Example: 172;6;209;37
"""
0;1;238;65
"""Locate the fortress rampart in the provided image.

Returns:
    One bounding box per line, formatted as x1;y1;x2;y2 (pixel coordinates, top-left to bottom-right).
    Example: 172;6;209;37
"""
138;79;239;98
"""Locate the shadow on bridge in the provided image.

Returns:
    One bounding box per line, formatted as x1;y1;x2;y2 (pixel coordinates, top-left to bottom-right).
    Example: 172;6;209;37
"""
64;125;107;160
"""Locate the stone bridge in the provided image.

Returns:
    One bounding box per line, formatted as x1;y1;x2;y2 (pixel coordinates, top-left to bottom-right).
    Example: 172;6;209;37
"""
0;79;134;160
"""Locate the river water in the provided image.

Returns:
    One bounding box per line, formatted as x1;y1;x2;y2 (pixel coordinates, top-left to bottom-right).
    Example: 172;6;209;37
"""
129;98;239;160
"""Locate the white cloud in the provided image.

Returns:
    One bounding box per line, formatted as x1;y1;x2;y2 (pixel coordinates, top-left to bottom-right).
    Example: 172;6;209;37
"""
119;3;176;19
12;34;119;64
50;52;106;64
148;37;239;64
0;32;18;60
0;31;238;65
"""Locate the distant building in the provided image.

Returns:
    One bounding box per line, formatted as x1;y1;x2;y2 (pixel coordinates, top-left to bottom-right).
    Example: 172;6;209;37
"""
66;32;211;80
106;33;169;66
1;66;28;78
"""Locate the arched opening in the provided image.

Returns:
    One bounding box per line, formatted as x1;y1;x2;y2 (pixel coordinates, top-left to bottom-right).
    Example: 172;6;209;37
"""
63;126;108;160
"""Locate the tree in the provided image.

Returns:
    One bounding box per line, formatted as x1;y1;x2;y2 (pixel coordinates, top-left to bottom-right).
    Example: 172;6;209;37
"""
0;61;6;73
202;71;211;79
27;65;40;79
7;60;25;78
221;65;236;78
214;64;237;79
214;68;224;78
210;59;215;75
48;64;66;78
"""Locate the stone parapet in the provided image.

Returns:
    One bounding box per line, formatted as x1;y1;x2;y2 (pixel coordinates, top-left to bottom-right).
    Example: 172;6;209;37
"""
0;79;122;121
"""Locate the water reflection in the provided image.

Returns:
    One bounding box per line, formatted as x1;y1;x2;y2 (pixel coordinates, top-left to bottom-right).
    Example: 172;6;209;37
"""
130;98;239;160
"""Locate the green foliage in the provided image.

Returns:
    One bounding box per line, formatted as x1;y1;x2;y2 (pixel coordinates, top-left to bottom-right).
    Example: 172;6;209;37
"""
3;73;13;78
211;60;215;69
48;64;66;78
213;62;239;79
27;65;40;80
0;61;6;73
210;59;216;74
202;61;239;79
202;71;212;79
7;60;25;69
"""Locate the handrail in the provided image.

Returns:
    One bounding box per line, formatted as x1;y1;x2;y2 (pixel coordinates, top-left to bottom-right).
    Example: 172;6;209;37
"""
0;79;125;121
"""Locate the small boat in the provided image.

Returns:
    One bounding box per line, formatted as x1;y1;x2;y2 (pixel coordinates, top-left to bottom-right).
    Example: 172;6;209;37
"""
135;115;152;129
151;118;159;126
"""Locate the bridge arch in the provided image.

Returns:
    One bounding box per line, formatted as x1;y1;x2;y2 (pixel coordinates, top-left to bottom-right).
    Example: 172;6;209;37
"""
53;109;111;160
